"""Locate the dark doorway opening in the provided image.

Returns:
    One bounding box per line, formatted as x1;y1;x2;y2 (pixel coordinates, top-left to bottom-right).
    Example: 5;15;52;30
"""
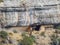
32;25;41;31
35;25;41;31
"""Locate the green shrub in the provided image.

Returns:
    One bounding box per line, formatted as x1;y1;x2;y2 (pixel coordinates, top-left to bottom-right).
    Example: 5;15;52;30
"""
57;38;60;45
55;25;60;30
19;34;35;45
0;31;8;39
22;32;27;37
0;0;3;2
30;35;35;42
0;42;3;45
40;32;45;37
50;34;58;45
13;30;17;33
9;33;13;36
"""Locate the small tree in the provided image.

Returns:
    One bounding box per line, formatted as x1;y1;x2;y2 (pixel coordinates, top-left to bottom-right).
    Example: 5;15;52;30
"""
18;34;35;45
0;31;8;39
50;34;58;45
13;30;17;33
57;38;60;45
40;32;46;37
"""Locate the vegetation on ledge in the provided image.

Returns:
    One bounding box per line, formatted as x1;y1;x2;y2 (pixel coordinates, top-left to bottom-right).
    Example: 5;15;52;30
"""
0;0;3;3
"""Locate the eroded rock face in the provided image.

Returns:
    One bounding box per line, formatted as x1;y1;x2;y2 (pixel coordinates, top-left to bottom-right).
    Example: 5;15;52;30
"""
2;0;60;7
0;0;60;26
0;7;60;26
3;0;20;7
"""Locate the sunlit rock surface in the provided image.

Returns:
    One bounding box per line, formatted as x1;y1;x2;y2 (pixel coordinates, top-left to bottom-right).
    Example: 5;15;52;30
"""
3;0;60;7
0;0;60;26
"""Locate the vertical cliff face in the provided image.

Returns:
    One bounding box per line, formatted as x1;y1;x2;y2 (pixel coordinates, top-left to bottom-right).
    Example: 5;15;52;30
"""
3;0;20;7
5;12;18;26
2;0;60;7
0;0;60;26
22;0;59;6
